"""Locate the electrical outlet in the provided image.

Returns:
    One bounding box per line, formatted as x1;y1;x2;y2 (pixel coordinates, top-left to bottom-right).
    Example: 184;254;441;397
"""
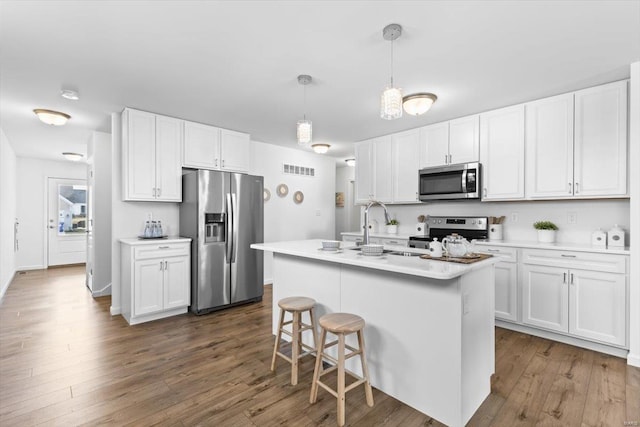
511;212;519;223
567;212;577;224
315;210;321;217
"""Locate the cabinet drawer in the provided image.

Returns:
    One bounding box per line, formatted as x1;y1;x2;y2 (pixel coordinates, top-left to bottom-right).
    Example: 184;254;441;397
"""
474;245;517;262
522;249;626;274
379;237;408;247
342;235;363;243
134;243;190;260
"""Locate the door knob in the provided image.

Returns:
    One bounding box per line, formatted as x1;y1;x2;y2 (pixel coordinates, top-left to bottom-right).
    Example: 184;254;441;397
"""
48;225;55;229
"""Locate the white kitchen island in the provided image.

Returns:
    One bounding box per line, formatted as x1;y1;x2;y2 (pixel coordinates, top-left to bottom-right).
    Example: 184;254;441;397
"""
251;239;498;427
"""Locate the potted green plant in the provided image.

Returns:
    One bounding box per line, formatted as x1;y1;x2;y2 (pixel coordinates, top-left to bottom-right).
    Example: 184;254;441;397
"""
386;219;399;234
533;221;558;243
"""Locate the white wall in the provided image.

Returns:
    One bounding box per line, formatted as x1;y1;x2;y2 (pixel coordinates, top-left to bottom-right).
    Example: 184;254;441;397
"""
628;61;639;367
0;128;17;298
361;199;630;246
87;131;112;296
15;157;87;270
250;141;336;283
110;114;179;314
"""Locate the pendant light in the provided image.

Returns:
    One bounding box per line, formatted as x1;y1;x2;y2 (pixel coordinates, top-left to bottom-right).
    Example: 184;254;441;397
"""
296;74;312;145
62;152;83;161
380;24;403;120
33;109;71;126
403;93;438;116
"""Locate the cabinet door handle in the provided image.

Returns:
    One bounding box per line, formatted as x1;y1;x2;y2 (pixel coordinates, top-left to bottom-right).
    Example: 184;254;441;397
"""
445;154;448;164
222;159;225;168
575;182;579;194
157;187;161;197
160;261;163;271
158;246;170;249
568;182;572;194
561;254;576;258
152;187;156;197
483;188;487;198
563;272;567;284
164;261;168;270
215;159;219;167
388;240;398;244
449;154;452;164
486;249;500;253
570;273;574;284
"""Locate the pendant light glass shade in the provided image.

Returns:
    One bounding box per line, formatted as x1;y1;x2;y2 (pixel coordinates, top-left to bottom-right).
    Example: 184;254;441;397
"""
381;86;403;120
297;119;312;145
33;109;71;126
403;93;438;116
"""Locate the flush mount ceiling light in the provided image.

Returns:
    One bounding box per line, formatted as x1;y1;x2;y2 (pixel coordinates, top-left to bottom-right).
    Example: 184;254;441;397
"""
403;93;438;116
33;109;71;126
380;23;403;120
60;89;79;101
345;158;356;167
62;152;83;161
311;144;330;154
296;74;313;145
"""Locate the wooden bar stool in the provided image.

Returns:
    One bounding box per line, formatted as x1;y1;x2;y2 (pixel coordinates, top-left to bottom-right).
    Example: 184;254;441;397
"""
310;312;374;426
271;296;318;385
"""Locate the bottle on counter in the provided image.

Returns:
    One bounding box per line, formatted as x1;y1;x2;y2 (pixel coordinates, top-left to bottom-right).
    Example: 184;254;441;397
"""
157;220;163;237
143;221;152;238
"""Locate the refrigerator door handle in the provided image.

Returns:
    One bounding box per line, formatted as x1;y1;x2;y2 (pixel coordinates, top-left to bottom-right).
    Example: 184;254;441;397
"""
226;193;233;262
231;193;238;263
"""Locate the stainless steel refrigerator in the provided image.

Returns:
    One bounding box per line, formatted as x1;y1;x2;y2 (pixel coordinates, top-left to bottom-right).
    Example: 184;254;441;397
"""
180;169;264;314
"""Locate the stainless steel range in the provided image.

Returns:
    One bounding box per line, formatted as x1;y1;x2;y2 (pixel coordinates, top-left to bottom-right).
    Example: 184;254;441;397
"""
408;216;488;249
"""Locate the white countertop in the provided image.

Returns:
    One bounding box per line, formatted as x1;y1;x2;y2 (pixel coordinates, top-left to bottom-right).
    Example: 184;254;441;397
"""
251;239;499;280
120;237;191;245
341;231;413;240
473;239;630;255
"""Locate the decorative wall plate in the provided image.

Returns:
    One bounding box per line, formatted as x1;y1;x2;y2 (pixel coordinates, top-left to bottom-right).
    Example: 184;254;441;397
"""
263;188;271;202
276;183;289;197
293;191;304;204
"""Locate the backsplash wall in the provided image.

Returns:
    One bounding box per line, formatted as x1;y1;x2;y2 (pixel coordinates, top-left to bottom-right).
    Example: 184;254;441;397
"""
364;199;631;246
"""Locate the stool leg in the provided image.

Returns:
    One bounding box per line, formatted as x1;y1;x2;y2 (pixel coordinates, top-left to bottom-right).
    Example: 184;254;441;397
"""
337;333;346;427
271;308;285;372
357;330;374;407
309;307;319;354
291;311;300;385
310;327;327;403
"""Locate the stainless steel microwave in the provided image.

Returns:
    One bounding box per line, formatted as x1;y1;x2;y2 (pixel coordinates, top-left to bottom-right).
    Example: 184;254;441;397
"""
418;162;481;201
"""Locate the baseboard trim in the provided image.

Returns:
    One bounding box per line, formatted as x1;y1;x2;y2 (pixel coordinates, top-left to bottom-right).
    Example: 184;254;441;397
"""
0;270;16;301
263;278;273;286
92;282;112;297
110;305;121;316
627;353;640;368
16;265;45;271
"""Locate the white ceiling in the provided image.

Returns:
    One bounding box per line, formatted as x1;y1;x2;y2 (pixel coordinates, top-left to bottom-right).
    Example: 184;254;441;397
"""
1;1;639;164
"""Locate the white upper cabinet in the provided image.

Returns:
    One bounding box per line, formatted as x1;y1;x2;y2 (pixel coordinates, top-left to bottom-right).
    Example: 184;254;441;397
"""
419;115;479;168
374;136;393;203
573;80;628;197
392;129;420;203
448;114;479;165
355;141;375;204
524;81;628;199
525;93;574;198
122;108;182;202
419;122;449;168
183;122;250;173
219;129;250;173
480;104;525;200
183;121;220;169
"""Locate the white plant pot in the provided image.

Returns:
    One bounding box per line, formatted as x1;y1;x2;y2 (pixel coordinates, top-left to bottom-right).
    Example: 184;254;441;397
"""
386;224;398;234
537;229;556;243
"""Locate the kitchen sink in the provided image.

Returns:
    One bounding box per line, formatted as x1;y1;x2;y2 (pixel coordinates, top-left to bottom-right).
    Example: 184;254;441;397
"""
348;247;394;254
388;251;423;257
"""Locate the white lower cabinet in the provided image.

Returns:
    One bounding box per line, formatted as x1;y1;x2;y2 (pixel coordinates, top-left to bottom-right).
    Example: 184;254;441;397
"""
475;245;518;322
521;248;627;347
121;239;191;325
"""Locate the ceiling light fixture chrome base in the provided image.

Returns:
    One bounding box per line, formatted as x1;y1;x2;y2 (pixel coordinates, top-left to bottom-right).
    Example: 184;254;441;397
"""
60;89;80;101
33;109;71;126
297;74;313;145
311;143;330;154
403;93;438;116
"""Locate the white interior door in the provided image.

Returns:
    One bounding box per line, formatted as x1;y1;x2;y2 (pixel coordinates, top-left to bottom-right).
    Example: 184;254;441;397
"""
47;178;88;266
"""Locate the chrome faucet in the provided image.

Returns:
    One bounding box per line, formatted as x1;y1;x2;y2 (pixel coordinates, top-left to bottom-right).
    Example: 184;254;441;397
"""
363;200;391;245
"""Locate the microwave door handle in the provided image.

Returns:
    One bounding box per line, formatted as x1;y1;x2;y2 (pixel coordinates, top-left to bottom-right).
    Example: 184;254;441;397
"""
461;169;468;192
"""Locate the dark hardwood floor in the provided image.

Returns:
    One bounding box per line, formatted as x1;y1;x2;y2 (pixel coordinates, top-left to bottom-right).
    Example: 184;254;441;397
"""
0;266;638;426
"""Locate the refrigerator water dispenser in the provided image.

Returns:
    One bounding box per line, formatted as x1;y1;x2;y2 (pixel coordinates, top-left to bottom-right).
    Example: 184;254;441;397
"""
205;213;225;243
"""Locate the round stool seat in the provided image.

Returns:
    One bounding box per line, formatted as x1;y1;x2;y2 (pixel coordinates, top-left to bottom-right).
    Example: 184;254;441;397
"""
278;296;316;312
319;312;365;333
